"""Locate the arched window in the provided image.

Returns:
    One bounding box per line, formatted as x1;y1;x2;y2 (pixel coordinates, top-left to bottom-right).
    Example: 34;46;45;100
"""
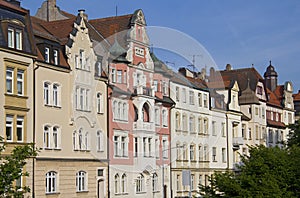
97;93;103;113
52;126;59;149
76;171;87;192
78;129;83;150
189;115;195;133
142;103;150;122
44;125;50;148
114;174;120;194
97;130;104;151
136;174;144;193
53;84;59;106
46;171;57;193
152;173;158;192
121;174;127;193
44;82;50;105
134;105;138;121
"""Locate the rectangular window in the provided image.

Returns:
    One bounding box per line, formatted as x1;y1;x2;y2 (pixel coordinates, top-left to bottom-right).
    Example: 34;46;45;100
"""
16;116;24;142
17;69;24;95
53;84;59;107
203;94;208;108
45;47;50;63
191;174;195;190
114;136;119;156
189;91;194;105
123;70;127;83
248;128;252;140
53;50;58;65
182;88;186;103
143;137;147;157
175;86;180;101
155;108;160;126
198;93;202;107
134;137;138;157
222;148;226;163
79;50;84;69
15;30;22;50
212;147;217;162
212;121;216;136
221;122;226;137
8;28;14;48
203;146;208;161
242;124;246;139
162;139;168;159
95;60;102;77
155;139;159;158
6;67;14;94
6;115;13;141
117;70;122;83
111;69;116;83
153;80;158;92
190;145;195;161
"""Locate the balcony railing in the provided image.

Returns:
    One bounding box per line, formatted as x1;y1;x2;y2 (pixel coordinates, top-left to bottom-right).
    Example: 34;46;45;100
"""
133;121;155;131
134;86;154;97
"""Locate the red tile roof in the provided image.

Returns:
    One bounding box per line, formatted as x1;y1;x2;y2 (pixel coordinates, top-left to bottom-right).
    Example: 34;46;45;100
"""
267;119;286;128
0;0;27;14
293;91;300;101
266;88;282;108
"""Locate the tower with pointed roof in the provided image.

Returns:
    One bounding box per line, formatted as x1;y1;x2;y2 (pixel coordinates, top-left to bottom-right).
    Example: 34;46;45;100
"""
264;61;278;92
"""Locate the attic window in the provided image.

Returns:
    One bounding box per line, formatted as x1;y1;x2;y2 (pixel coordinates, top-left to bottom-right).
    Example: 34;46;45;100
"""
257;86;263;95
8;27;23;50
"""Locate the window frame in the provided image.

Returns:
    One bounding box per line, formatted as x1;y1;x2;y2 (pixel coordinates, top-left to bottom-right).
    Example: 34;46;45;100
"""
76;171;87;192
45;171;57;194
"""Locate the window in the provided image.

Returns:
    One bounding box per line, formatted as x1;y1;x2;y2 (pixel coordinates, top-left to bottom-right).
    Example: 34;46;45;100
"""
76;171;87;192
199;175;203;186
153;80;158;92
44;125;60;149
212;147;217;162
257;86;263;95
189;116;195;133
175;112;180;131
155;139;159;158
113;100;128;121
212;121;216;136
221;122;226;137
8;28;14;48
222;148;226;163
268;130;273;143
6;67;13;94
6;115;13;142
203;119;208;134
97;93;103;114
84;132;89;150
191;174;195;190
211;97;215;108
44;82;50;105
121;174;127;193
97;131;104;152
182;143;187;160
203;146;208;161
198;145;202;161
45;171;57;194
182;88;186;103
152;173;159;192
175;87;180;101
198;117;202;134
8;27;22;50
162;81;168;95
162;139;168;159
111;68;116;83
155;108;160;126
182;114;187;132
136;174;144;193
203;94;208;108
114;134;128;157
17;69;24;95
134;137;138;157
189;91;194;105
190;145;195;161
75;87;90;111
117;70;122;83
123;70;127;83
176;174;180;191
53;50;58;65
143;137;147;157
162;109;168;127
176;143;181;160
248;128;252;139
53;84;59;106
198;93;202;107
16;116;24;142
45;47;50;63
148;138;152;157
95;59;102;77
79;50;84;69
242;124;246;139
114;174;119;194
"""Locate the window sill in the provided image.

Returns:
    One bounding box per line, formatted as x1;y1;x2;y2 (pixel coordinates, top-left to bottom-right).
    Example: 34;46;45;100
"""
5;93;28;99
44;148;62;151
45;192;60;195
136;191;146;194
76;190;89;193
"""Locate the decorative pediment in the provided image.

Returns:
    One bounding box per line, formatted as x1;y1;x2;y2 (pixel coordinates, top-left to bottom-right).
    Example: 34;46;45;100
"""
2;19;25;27
131;9;146;26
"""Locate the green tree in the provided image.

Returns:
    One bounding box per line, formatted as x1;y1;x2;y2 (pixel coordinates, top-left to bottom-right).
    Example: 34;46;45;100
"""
0;137;38;198
198;145;297;198
287;119;300;147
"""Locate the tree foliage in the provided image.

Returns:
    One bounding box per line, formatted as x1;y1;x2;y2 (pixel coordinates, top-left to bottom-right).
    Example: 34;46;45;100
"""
198;120;300;198
0;137;38;198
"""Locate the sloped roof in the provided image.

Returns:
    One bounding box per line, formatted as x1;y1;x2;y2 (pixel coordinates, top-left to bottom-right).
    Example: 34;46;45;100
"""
266;88;282;108
0;0;27;14
293;91;300;101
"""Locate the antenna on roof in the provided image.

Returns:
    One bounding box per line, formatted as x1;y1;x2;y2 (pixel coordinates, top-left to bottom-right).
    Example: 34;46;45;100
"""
251;64;254;67
116;6;118;17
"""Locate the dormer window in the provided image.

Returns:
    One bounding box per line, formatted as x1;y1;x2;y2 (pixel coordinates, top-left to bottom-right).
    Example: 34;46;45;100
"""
45;47;50;63
53;50;58;65
8;27;22;50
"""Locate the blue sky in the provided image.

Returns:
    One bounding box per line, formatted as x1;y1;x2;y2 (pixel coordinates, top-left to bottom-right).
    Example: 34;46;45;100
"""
22;0;300;92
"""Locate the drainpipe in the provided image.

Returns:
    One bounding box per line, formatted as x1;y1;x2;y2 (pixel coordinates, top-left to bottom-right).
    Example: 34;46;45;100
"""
32;61;39;198
226;113;229;170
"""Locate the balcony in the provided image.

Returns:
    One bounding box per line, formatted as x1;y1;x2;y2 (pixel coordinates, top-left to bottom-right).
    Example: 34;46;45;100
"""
133;121;155;131
232;137;244;150
134;86;154;97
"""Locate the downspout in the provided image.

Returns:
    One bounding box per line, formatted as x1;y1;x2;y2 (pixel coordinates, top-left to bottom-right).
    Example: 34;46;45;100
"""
32;61;39;198
105;61;110;198
226;113;230;170
169;102;175;198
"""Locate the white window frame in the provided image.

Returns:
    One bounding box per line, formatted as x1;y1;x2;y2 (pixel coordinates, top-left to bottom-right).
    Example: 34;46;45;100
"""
6;67;14;94
45;47;50;63
117;70;122;83
162;109;168;127
45;171;57;194
52;126;60;149
136;174;145;193
53;50;58;65
121;174;127;193
76;171;87;192
52;84;60;107
16;116;24;142
111;68;116;83
44;82;51;105
97;130;104;152
114;174;120;194
6;115;13;142
97;93;104;114
8;28;14;48
152;173;159;192
17;69;24;96
43;125;51;149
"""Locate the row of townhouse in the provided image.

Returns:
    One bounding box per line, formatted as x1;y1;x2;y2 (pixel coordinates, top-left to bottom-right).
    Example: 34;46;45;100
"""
0;0;296;198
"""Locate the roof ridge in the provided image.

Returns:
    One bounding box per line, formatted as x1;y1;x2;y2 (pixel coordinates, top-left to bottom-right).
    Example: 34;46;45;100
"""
89;13;133;22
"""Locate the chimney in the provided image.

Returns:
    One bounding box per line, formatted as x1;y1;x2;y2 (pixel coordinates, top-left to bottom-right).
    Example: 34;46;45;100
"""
6;0;20;7
78;9;88;20
225;64;232;71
